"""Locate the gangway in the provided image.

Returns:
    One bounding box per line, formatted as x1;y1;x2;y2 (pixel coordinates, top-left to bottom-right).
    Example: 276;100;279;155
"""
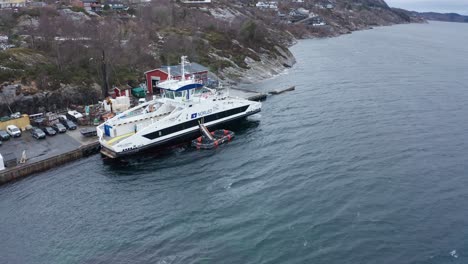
198;122;215;141
192;122;235;149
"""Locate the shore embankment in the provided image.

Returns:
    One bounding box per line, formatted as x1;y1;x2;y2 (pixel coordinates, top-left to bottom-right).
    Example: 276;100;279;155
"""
0;127;100;185
0;141;100;185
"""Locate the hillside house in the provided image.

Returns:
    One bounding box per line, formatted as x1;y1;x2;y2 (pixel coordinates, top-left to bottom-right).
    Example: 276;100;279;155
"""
256;1;277;10
314;1;334;9
308;16;326;26
113;85;132;97
0;0;25;8
180;0;211;3
81;0;102;12
104;0;127;10
28;1;47;7
0;35;14;50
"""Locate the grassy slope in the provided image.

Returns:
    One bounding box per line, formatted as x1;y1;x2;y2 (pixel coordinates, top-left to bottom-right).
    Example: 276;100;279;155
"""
0;1;423;90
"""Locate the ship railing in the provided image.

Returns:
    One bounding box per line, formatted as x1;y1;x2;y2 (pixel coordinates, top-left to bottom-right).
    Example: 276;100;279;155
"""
165;106;184;121
96;125;104;141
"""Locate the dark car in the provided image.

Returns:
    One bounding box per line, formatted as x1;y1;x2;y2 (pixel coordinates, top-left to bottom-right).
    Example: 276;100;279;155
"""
31;128;46;139
0;130;10;141
42;126;57;136
52;123;67;133
61;120;77;130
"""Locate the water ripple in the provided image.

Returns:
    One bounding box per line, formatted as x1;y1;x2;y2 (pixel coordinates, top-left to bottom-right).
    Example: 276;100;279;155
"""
2;22;468;264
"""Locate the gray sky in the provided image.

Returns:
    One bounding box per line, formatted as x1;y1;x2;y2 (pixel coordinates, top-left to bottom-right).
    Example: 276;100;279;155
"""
386;0;468;15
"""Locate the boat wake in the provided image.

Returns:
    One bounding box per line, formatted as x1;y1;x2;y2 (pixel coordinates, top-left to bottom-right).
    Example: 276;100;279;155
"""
247;114;262;122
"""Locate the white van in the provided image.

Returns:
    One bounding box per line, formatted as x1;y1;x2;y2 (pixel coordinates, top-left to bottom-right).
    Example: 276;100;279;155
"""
6;125;21;137
67;110;83;120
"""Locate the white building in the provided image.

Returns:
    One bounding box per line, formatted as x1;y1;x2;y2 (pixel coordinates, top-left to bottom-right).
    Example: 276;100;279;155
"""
0;0;25;8
181;0;211;3
256;1;278;10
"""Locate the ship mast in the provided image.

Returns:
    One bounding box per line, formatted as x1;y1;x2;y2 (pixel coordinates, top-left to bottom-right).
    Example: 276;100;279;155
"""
181;56;187;81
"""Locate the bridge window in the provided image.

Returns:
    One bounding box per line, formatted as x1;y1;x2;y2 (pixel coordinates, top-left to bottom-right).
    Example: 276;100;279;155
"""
165;90;175;99
194;87;203;95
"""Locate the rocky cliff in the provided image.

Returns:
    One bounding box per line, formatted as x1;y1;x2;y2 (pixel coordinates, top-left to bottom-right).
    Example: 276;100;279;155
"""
297;0;425;37
409;12;468;23
0;0;424;115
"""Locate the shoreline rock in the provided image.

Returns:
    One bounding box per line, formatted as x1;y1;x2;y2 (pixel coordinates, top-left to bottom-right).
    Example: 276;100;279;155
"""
230;20;425;86
0;83;101;115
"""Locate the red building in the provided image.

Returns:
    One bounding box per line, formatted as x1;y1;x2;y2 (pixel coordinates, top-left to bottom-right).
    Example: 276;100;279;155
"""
144;63;209;94
113;85;131;98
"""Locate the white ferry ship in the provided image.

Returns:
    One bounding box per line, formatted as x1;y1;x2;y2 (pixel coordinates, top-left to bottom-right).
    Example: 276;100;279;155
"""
97;57;261;158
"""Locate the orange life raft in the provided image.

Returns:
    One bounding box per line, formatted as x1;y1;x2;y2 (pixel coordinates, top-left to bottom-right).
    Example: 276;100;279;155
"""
191;129;235;149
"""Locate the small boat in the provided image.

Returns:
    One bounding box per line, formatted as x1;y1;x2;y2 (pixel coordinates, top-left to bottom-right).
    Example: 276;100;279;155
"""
191;123;234;149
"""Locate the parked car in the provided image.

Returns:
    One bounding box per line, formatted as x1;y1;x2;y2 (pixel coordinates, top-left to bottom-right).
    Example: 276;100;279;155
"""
66;110;83;122
31;117;45;127
52;123;67;133
61;119;77;130
6;125;21;137
0;130;10;141
58;115;67;122
31;127;46;139
42;126;57;136
10;112;21;119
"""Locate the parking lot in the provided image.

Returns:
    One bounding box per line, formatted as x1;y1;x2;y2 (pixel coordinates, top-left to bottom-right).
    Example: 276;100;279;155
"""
0;127;98;164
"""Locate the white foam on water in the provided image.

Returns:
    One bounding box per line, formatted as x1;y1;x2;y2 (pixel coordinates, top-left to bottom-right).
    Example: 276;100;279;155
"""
247;114;262;121
450;250;458;258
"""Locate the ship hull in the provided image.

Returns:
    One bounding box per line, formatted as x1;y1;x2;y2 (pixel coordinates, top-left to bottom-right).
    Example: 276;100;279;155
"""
100;108;260;159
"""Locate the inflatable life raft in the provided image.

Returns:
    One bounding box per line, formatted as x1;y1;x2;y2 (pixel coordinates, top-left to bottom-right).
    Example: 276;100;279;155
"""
191;129;235;149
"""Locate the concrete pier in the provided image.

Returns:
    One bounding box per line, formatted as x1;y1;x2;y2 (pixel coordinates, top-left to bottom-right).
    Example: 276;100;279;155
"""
268;86;295;95
0;128;100;185
0;142;100;185
229;88;267;101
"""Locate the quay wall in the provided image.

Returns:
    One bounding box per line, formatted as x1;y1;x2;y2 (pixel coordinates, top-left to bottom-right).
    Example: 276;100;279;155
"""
0;142;100;185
